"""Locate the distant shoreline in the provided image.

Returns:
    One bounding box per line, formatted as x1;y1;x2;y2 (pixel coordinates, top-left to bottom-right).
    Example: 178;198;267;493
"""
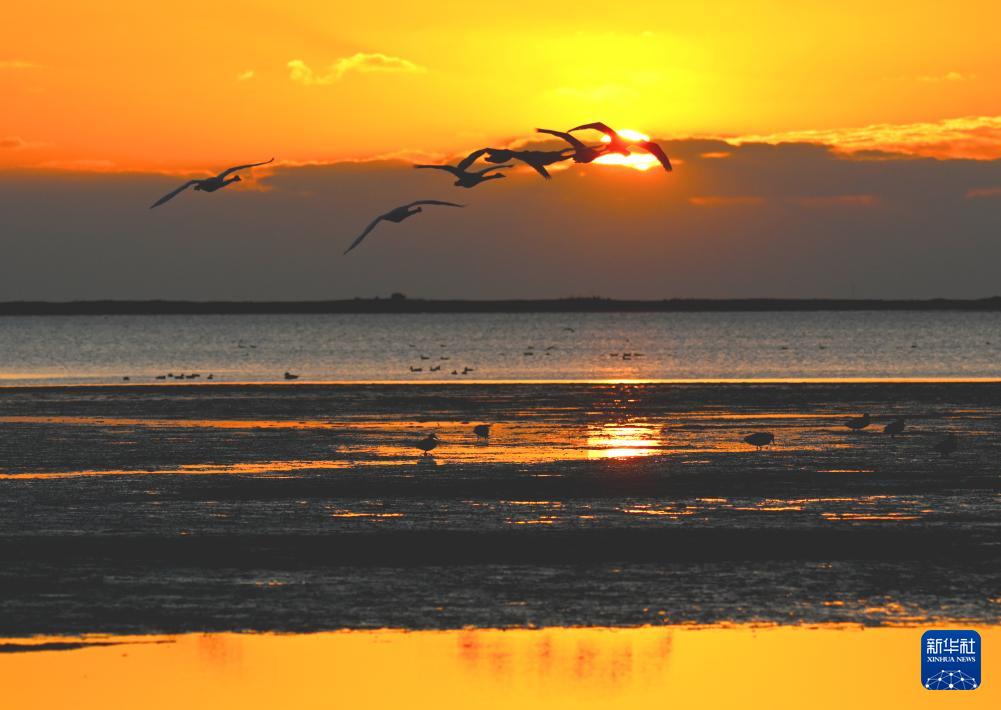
2;296;1001;316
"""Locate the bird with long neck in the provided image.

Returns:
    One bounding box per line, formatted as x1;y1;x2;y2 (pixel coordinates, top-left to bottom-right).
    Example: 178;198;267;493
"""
535;128;610;164
413;149;512;188
149;158;274;208
343;200;464;254
482;147;574;179
568;122;673;172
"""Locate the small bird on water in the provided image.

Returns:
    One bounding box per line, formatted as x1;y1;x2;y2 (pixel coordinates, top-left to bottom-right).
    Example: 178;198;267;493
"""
883;418;906;436
415;433;439;456
284;371;299;380
932;433;958;456
473;424;491;439
845;413;871;432
743;432;775;450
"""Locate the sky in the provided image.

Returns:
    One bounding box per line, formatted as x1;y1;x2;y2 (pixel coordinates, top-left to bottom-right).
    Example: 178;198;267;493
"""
2;1;1001;299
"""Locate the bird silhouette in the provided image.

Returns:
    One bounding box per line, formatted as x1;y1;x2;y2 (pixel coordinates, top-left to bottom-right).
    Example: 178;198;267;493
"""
845;413;871;432
150;158;274;208
883;418;906;436
482;148;573;179
415;433;439;456
932;433;958;456
535;128;609;164
414;149;512;187
284;371;299;380
569;122;673;171
743;432;775;449
473;424;491;439
344;200;463;254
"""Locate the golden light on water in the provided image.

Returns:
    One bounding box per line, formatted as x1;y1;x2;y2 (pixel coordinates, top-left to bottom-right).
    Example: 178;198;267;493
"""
3;626;999;709
586;421;662;458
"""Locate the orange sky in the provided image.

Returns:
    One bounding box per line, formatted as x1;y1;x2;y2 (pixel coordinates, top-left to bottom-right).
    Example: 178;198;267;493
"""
3;1;1001;171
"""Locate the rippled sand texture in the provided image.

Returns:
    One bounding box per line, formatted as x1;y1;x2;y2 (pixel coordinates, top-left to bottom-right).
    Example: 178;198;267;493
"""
1;382;998;634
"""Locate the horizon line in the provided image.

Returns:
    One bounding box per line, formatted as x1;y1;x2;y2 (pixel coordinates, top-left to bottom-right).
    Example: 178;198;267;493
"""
1;296;1001;316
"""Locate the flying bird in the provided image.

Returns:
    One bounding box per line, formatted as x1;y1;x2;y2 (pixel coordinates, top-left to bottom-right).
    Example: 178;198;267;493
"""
344;200;464;254
535;128;609;164
743;432;775;450
482;148;573;179
149;158;274;208
414;149;512;188
568;122;673;171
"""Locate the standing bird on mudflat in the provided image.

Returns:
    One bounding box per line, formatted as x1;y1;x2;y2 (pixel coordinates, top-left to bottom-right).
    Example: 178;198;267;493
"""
473;424;491;439
883;418;906;436
482;148;573;179
150;158;274;208
343;200;463;254
743;432;775;450
844;413;871;433
932;433;958;456
413;149;512;188
414;433;440;456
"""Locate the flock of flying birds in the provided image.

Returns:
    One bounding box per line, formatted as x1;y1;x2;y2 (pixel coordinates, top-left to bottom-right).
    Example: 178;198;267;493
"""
149;122;672;254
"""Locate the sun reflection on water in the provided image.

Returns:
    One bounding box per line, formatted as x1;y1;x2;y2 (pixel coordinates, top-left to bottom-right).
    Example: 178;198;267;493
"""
586;421;662;459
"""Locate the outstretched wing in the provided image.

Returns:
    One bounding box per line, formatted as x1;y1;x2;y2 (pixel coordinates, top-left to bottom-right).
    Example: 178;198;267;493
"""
457;148;490;171
536;128;586;150
405;200;465;208
413;164;461;176
217;157;275;179
149;180;199;209
471;163;512;176
637;141;672;171
483;148;512;164
516;156;552;179
568;122;618;138
343;214;387;255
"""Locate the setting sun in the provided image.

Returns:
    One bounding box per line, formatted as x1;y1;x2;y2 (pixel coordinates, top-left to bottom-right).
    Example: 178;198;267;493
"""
601;128;650;142
593;128;662;170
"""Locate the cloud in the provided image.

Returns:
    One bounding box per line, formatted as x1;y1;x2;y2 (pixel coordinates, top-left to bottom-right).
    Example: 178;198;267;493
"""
0;60;40;70
688;196;765;207
792;195;879;208
918;71;975;83
236;70;255;81
288;53;426;86
965;186;1001;200
732;115;1001;160
1;136;47;150
35;159;117;171
4;137;1001;301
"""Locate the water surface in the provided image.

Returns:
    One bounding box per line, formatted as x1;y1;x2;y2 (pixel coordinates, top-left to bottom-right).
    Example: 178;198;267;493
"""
1;311;999;385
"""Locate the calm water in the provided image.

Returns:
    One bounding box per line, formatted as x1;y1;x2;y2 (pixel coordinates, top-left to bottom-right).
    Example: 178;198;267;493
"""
1;311;999;385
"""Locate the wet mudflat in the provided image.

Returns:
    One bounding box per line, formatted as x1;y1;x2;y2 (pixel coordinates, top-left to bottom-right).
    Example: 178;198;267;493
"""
0;382;998;635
